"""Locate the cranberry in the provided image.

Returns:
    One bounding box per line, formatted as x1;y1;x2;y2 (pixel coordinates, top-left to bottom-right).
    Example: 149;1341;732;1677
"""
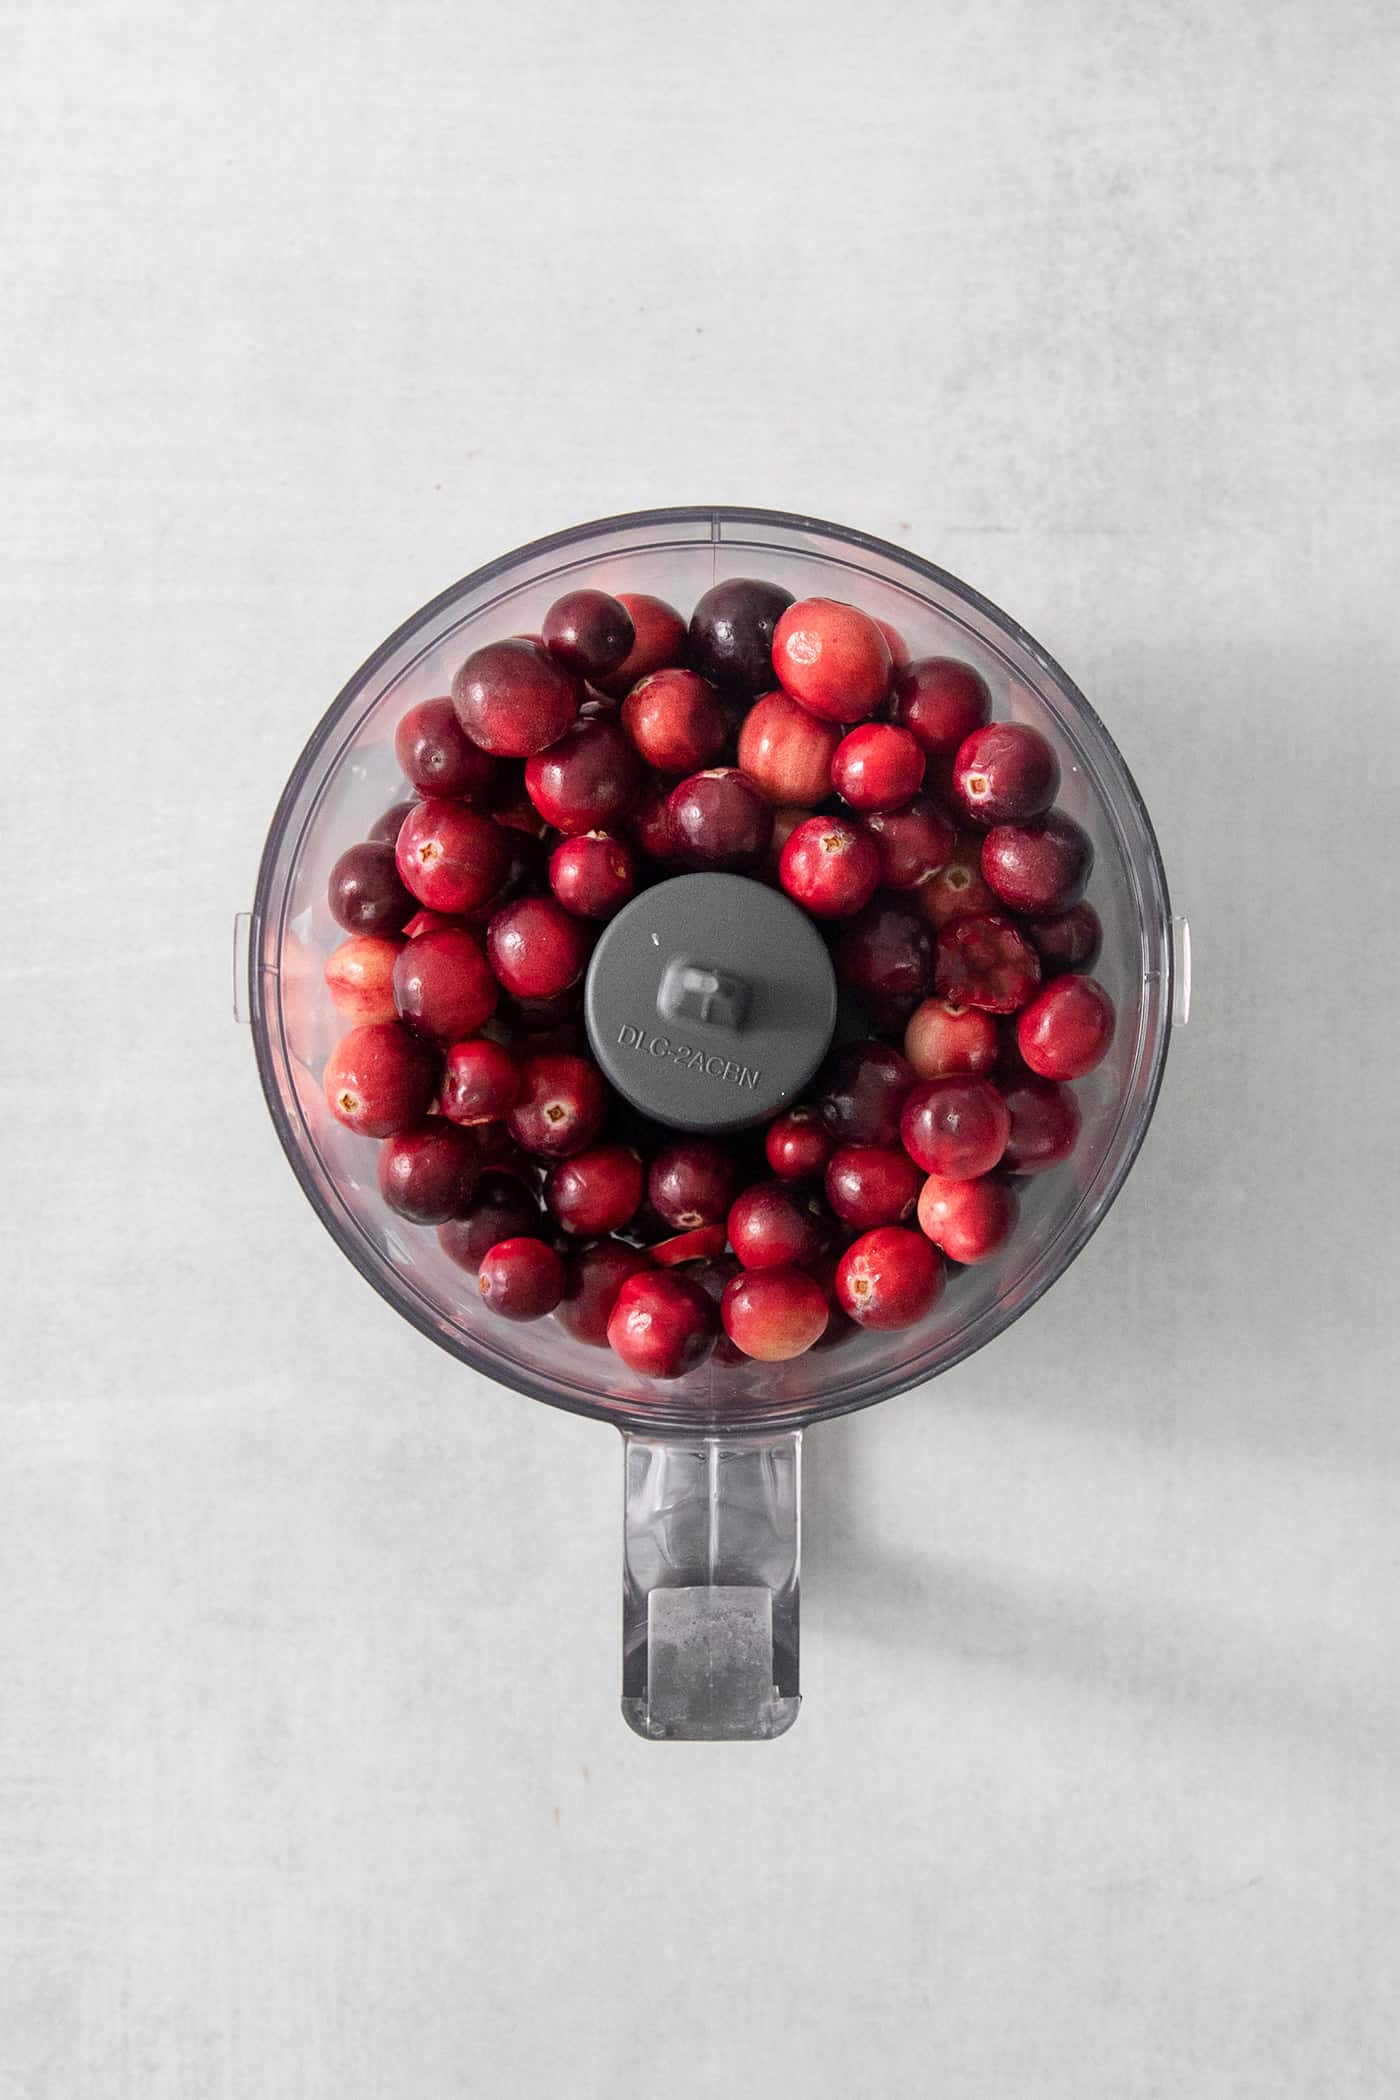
688;577;795;694
437;1171;541;1272
558;1239;653;1345
607;1270;717;1379
1024;901;1102;975
325;934;403;1024
377;1118;480;1223
630;781;680;864
824;1145;922;1231
478;1237;566;1321
982;810;1093;915
395;800;509;914
548;831;637;920
1001;1075;1082;1173
917;1173;1018;1263
621;668;727;774
778;815;881;919
394;697;496;800
651;1224;729;1266
648;1139;739;1230
890;658;992;764
523;718;639;836
728;1181;829;1271
328;841;413;936
507;1053;607;1158
831;723;925;812
323;1022;438;1137
920;837;999;928
542;588;634;679
736;690;841;806
487;896;589;1001
874;616;911;671
546;1144;644;1235
817;1042;915;1147
835;1226;944;1330
403;909;460;939
900;1075;1010;1179
451;638;580;756
471;1122;535;1182
392;926;497;1041
765;1106;833;1181
771;598;892;723
861;797;956;890
439;1037;520;1125
1016;974;1116;1079
721;1266;830;1361
903;998;999;1079
367;799;416;846
829;899;934;1015
934;913;1041;1013
667;768;773;872
951;721;1059;827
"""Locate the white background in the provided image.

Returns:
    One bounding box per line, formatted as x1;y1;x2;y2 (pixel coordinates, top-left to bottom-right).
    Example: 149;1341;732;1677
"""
4;2;1398;2094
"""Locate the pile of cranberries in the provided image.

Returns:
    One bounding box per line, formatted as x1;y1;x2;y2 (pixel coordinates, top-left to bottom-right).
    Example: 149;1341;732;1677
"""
319;579;1116;1382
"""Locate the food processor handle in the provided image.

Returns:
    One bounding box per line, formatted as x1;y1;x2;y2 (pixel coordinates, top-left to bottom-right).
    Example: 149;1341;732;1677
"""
621;1430;801;1741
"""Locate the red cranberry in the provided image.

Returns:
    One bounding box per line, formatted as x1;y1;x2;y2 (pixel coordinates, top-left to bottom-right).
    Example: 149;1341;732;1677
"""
771;598;892;723
478;1236;566;1321
1024;901;1102;975
507;1053;607;1158
688;577;794;694
403;909;459;939
920;837;999;927
325;934;402;1024
546;1144;644;1235
377;1118;479;1223
779;816;881;919
328;841;413;936
487;897;589;1001
607;1270;717;1378
951;721;1059;827
451;638;580;757
367;799;416;846
542;589;634;679
835;1226;944;1330
395;800;509;914
861;797;956;890
622;668;728;775
1016;974;1116;1079
903;998;999;1079
824;1145;922;1232
817;1042;915;1148
829;899;934;1014
439;1037;520;1125
874;616;911;671
667;768;773;872
900;1075;1010;1179
524;717;641;836
832;723;925;812
630;781;680;864
648;1139;739;1230
721;1266;829;1360
982;810;1093;915
651;1224;729;1266
437;1171;541;1272
594;592;688;698
1001;1074;1082;1173
890;658;992;764
394;697;496;800
323;1022;438;1137
934;913;1041;1014
917;1173;1018;1263
548;831;637;920
765;1107;833;1181
736;690;841;806
558;1239;653;1345
392;926;497;1041
728;1181;829;1271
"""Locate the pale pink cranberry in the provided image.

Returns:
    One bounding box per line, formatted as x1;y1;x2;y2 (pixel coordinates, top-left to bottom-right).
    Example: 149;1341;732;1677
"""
548;832;637;920
736;690;841;805
392;926;497;1041
765;1107;833;1181
621;668;728;774
1016;974;1116;1079
607;1270;717;1378
439;1037;520;1125
831;722;925;812
524;717;641;835
934;912;1041;1014
1023;901;1102;975
394;697;496;800
451;638;580;756
437;1172;542;1272
861;797;956;890
835;1227;944;1330
728;1181;830;1271
478;1237;566;1321
981;810;1093;915
593;592;688;698
487;897;589;1001
824;1145;922;1231
900;1075;1010;1179
377;1118;480;1223
916;1173;1018;1263
919;837;999;928
541;589;635;679
779;815;881;919
889;658;992;764
1001;1075;1082;1173
323;1022;438;1138
721;1267;830;1361
506;1053;607;1158
395;800;509;914
325;934;403;1024
951;721;1059;827
546;1144;644;1235
772;598;893;722
558;1240;653;1345
903;998;999;1079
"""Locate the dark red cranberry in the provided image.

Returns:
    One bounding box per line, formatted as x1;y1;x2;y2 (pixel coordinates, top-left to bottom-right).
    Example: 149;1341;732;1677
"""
765;1107;833;1181
377;1118;479;1223
934;913;1041;1014
903;998;999;1079
548;831;637;920
772;598;892;722
323;1022;438;1137
736;690;841;806
982;810;1093;915
524;717;641;835
650;1224;729;1266
630;780;680;864
728;1181;830;1271
367;800;416;846
889;658;992;764
546;1144;644;1235
451;638;581;756
507;1053;607;1158
395;800;509;914
392;926;497;1041
328;841;413;936
542;589;635;679
688;577;795;695
558;1239;653;1345
470;1122;535;1183
478;1236;566;1321
920;836;999;927
917;1173;1017;1263
647;1139;739;1230
1016;974;1116;1079
835;1226;944;1329
325;935;402;1025
667;768;773;871
1023;901;1102;975
817;1042;915;1148
594;592;688;698
490;795;547;837
622;668;728;774
861;797;956;890
778;816;881;919
607;1270;717;1378
439;1037;520;1125
829;900;934;1014
487;897;589;1001
394;697;496;800
900;1075;1010;1179
1001;1075;1082;1173
437;1171;542;1272
832;723;925;812
951;721;1059;827
496;994;586;1050
824;1145;922;1231
721;1266;829;1360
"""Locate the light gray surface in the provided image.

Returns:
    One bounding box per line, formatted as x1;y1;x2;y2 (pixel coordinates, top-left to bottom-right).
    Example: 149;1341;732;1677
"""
4;2;1398;2094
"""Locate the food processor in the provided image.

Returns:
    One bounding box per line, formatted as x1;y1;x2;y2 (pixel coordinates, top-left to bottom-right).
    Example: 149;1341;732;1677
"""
238;505;1186;1741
